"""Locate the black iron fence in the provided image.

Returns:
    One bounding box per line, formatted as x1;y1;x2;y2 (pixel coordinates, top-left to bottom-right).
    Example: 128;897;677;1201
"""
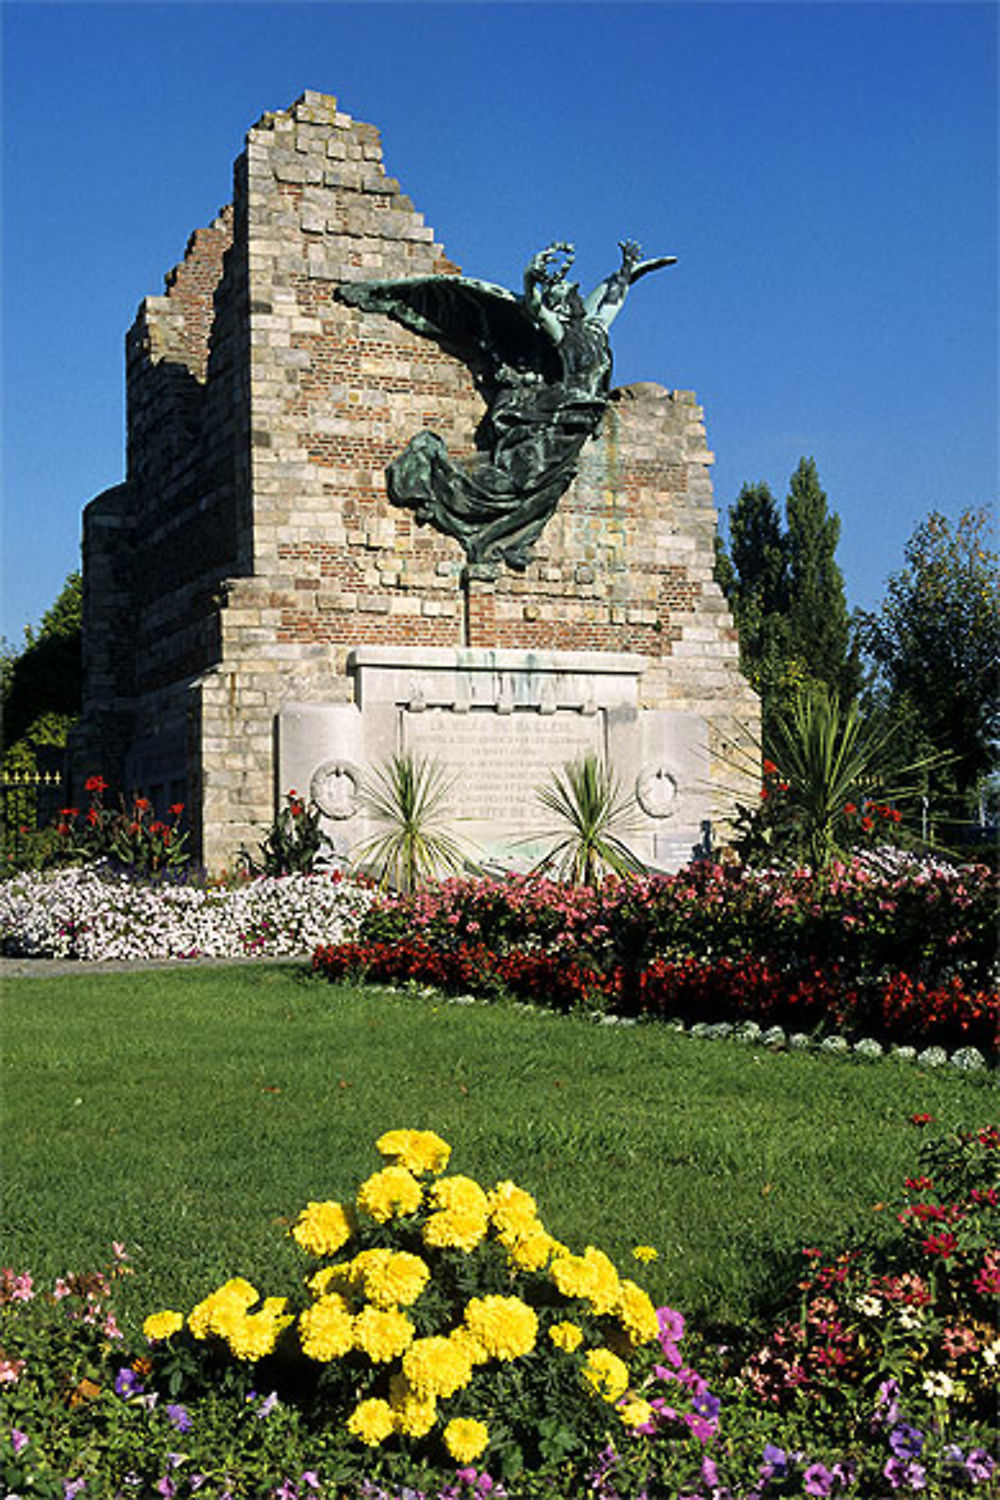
0;769;66;864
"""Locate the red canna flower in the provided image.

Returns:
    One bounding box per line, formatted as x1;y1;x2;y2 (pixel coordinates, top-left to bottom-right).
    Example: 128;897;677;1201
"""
168;803;184;818
84;775;108;794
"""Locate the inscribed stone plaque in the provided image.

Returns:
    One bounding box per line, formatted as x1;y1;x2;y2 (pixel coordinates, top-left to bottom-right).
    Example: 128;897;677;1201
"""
402;706;603;856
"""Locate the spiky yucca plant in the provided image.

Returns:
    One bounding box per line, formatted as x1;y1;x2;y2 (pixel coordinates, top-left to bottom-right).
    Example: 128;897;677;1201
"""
353;752;469;894
766;682;945;869
533;753;645;887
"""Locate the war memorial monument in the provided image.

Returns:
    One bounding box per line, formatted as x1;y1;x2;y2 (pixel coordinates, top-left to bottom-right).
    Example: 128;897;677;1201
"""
71;91;759;872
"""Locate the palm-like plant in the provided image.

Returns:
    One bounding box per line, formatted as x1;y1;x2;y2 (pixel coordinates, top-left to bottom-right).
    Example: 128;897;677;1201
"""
353;751;469;894
765;682;945;869
533;753;645;887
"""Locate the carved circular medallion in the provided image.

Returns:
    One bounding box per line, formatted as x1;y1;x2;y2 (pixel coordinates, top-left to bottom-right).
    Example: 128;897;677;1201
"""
310;760;361;820
636;765;678;819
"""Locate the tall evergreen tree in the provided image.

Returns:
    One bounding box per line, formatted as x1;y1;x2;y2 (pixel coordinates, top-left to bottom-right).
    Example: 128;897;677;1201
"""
784;458;860;701
715;481;789;695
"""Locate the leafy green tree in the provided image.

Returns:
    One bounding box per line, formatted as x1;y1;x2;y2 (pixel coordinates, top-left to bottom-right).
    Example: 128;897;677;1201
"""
858;506;1000;807
1;571;82;758
717;462;859;734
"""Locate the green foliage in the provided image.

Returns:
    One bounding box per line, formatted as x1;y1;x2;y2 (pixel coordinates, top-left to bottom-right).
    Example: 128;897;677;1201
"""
784;457;860;702
242;788;333;876
53;776;190;876
858;507;1000;805
717;463;860;737
533;753;645;887
731;681;943;869
354;752;470;894
1;571;82;757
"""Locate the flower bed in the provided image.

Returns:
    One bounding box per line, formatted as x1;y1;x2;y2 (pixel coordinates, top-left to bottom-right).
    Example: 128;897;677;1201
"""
0;864;374;961
1;1124;996;1498
316;860;998;1057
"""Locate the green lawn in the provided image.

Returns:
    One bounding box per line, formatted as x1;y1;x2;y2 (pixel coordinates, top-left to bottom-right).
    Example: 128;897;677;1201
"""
1;964;992;1338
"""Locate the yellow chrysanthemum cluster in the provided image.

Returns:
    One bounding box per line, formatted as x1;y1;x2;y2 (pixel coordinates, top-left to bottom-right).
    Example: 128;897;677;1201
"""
145;1130;666;1469
299;1293;355;1361
142;1309;184;1341
444;1416;490;1464
376;1128;451;1176
346;1248;431;1308
423;1174;490;1253
582;1346;630;1403
292;1198;356;1256
402;1333;476;1400
187;1278;291;1362
463;1295;538;1362
356;1165;423;1223
487;1179;564;1272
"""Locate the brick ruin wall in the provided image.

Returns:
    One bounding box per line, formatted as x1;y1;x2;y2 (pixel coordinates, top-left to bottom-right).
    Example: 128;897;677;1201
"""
75;91;759;869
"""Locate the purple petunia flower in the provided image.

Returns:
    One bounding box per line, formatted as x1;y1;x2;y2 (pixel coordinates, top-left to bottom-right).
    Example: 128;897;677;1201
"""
804;1463;834;1496
63;1484;87;1500
889;1424;924;1460
165;1404;191;1434
762;1443;788;1470
114;1367;142;1398
11;1428;29;1455
966;1451;996;1483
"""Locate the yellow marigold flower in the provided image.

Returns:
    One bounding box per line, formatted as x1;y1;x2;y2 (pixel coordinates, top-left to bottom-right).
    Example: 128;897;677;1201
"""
551;1247;621;1315
502;1225;558;1273
618;1279;660;1344
429;1174;489;1216
377;1128;451;1176
307;1263;351;1299
353;1304;415;1363
423;1207;490;1254
444;1417;490;1464
349;1248;430;1308
347;1396;395;1447
549;1320;583;1352
463;1295;538;1362
582;1347;630;1403
188;1278;258;1340
389;1372;438;1437
143;1310;184;1342
224;1298;291;1361
449;1325;489;1367
292;1199;356;1257
357;1165;423;1223
487;1180;538;1233
298;1294;355;1361
618;1397;655;1428
632;1244;658;1264
403;1334;474;1399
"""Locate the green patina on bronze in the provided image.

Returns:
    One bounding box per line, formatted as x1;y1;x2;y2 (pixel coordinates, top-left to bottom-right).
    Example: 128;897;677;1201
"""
337;240;675;570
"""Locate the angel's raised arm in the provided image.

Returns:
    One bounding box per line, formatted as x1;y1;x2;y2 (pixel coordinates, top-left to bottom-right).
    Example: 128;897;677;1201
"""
583;241;677;328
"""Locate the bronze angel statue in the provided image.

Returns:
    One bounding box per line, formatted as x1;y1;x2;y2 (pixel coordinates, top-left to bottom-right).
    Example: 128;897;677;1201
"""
337;240;675;570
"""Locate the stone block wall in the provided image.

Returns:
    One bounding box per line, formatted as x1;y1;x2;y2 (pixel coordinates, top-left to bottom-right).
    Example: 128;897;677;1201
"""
75;90;758;870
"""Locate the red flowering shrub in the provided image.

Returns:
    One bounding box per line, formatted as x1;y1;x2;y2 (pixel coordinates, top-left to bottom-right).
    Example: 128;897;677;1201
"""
737;1122;1000;1439
880;973;999;1054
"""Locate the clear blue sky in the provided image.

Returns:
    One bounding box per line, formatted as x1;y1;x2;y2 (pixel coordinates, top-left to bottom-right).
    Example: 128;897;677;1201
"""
2;1;996;644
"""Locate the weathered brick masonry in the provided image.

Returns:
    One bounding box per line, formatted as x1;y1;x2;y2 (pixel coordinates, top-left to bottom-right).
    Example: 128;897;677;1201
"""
73;91;759;869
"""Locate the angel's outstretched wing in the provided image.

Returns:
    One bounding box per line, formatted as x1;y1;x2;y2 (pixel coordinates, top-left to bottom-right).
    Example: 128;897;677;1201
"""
336;275;561;381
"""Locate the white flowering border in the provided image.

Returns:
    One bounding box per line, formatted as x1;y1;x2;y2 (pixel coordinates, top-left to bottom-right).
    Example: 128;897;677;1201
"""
0;864;374;962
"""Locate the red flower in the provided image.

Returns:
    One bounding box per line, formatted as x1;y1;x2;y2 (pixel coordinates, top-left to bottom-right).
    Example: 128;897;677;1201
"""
860;816;874;832
921;1232;958;1260
85;775;108;794
763;759;779;776
87;808;100;826
134;797;151;812
168;803;185;818
844;802;857;816
911;1114;935;1126
59;807;79;819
